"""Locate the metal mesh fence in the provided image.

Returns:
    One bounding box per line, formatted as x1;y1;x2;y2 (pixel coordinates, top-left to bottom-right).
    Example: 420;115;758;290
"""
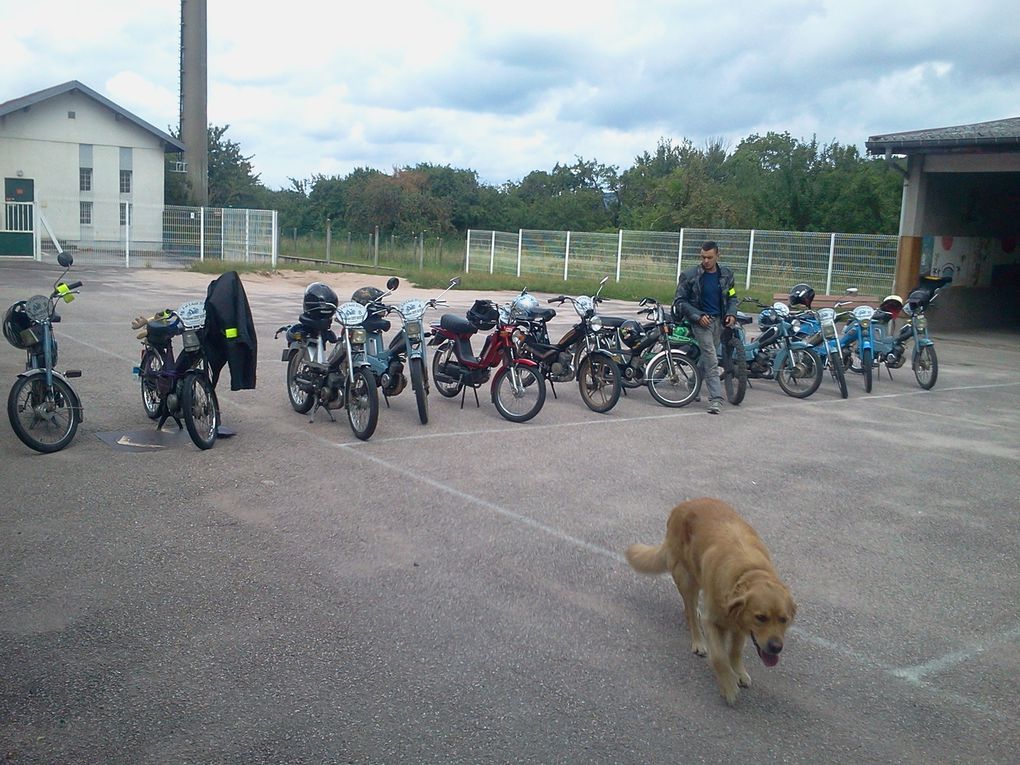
466;228;897;295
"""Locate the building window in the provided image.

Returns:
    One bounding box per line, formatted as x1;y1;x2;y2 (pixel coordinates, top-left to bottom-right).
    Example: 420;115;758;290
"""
120;202;130;226
120;170;132;194
80;167;92;192
80;201;93;225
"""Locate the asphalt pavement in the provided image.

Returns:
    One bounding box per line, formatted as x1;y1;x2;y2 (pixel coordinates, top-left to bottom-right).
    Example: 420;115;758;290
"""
1;261;1018;764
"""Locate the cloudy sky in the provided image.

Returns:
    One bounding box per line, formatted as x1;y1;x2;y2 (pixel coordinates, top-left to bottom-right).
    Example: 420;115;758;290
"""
3;0;1018;189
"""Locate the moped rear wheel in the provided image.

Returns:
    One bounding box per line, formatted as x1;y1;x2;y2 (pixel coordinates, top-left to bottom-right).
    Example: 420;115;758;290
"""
913;345;938;390
576;353;621;413
286;346;315;414
347;367;379;440
409;356;429;424
646;350;701;407
182;373;219;450
862;348;874;393
139;348;164;419
776;349;823;399
431;343;463;398
492;362;545;423
7;376;80;453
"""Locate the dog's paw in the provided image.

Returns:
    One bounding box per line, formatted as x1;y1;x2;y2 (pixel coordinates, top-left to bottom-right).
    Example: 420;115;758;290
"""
737;670;751;688
720;682;740;706
692;642;708;657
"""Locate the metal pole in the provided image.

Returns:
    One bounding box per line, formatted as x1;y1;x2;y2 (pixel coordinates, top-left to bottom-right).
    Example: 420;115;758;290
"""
326;218;331;264
245;209;250;262
676;228;685;283
271;210;278;268
516;229;523;278
125;203;131;268
615;229;623;282
489;230;496;274
564;231;571;281
825;232;836;294
373;225;379;267
465;229;472;273
745;229;755;290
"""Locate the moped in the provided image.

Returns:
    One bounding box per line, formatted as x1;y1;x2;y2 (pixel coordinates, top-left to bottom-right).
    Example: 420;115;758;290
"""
885;286;942;389
514;279;622;413
738;299;824;399
4;252;85;453
429;298;546;423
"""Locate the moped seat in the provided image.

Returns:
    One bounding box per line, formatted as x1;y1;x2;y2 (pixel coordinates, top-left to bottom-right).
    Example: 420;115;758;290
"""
527;307;557;322
599;316;630;328
364;315;391;333
736;311;754;325
439;314;478;337
872;310;893;323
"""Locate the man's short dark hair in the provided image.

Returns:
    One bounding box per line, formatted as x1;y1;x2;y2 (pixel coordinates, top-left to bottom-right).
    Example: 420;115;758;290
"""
701;240;718;252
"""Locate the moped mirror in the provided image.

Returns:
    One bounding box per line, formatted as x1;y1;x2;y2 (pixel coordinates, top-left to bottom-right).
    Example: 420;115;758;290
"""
449;277;461;288
599;276;609;286
386;276;400;291
57;252;74;268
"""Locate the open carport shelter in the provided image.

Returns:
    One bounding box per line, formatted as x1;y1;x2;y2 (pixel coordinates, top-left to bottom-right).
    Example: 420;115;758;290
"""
867;117;1020;329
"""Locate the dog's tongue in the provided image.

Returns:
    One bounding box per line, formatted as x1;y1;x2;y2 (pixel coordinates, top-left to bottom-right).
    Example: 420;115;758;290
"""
758;648;780;667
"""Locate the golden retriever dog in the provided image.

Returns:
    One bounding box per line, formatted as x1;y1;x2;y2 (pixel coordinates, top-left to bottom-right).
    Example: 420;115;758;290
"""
626;497;796;705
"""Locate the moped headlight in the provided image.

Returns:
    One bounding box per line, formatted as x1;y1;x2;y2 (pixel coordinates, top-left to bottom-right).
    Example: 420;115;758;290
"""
406;320;422;340
791;319;801;333
859;319;870;329
914;316;927;331
822;323;837;339
589;316;603;331
349;327;367;344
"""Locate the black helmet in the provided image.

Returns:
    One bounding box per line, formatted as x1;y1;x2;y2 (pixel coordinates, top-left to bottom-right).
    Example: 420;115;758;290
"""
619;320;643;348
303;282;338;320
789;283;815;309
3;301;34;349
352;286;385;306
466;299;499;330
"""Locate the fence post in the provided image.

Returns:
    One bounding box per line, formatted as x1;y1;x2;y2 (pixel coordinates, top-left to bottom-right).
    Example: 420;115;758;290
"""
373;225;379;267
745;229;755;290
615;229;623;282
676;228;685;283
326;218;331;264
126;204;132;267
516;229;523;278
564;231;571;281
418;231;424;270
199;207;205;262
825;232;836;294
245;209;251;263
489;230;496;274
465;230;472;272
271;210;278;268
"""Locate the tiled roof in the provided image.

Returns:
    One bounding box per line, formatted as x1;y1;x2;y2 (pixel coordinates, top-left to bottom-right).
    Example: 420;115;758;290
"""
866;117;1020;154
0;80;185;153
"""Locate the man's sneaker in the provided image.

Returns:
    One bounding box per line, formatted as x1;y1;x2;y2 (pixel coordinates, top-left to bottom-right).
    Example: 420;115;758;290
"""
708;400;722;415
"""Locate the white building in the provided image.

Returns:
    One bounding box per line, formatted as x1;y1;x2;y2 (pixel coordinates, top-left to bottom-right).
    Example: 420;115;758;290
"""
0;80;185;257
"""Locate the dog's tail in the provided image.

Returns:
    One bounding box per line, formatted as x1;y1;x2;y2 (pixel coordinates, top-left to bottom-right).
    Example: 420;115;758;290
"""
625;543;668;575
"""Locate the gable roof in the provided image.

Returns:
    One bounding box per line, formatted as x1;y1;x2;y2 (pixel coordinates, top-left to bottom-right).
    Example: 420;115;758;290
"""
866;117;1020;155
0;80;185;153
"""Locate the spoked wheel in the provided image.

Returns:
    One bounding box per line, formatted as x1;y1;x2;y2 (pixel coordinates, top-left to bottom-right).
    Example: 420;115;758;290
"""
576;353;621;413
182;373;219;450
286;346;315;414
346;367;379;440
492;362;545;422
7;376;80;453
409;356;429;424
829;350;849;399
913;345;938;390
646;350;702;407
721;341;748;405
431;343;463;398
139;348;164;420
862;348;874;393
776;348;824;399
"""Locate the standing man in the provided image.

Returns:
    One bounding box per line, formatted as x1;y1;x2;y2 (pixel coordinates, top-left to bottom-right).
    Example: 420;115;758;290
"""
674;241;738;414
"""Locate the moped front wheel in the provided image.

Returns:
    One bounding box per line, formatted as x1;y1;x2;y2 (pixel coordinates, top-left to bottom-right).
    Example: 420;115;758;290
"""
913;345;938;390
862;348;874;393
646;350;701;407
139;348;164;419
7;376;80;453
286;346;315;414
576;353;621;413
182;373;219;450
409;356;429;425
829;349;849;399
347;367;379;440
431;343;463;398
776;349;823;399
721;342;748;405
492;363;545;423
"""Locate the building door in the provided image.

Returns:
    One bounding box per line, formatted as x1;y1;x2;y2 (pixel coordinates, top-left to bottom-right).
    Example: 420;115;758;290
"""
2;177;34;257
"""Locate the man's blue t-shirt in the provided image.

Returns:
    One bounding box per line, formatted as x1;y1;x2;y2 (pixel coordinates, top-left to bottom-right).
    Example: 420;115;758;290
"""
700;269;721;317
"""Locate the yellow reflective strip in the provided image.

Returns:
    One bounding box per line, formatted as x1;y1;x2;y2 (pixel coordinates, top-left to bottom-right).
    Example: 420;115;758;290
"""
727;288;736;296
56;283;70;295
224;327;238;338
